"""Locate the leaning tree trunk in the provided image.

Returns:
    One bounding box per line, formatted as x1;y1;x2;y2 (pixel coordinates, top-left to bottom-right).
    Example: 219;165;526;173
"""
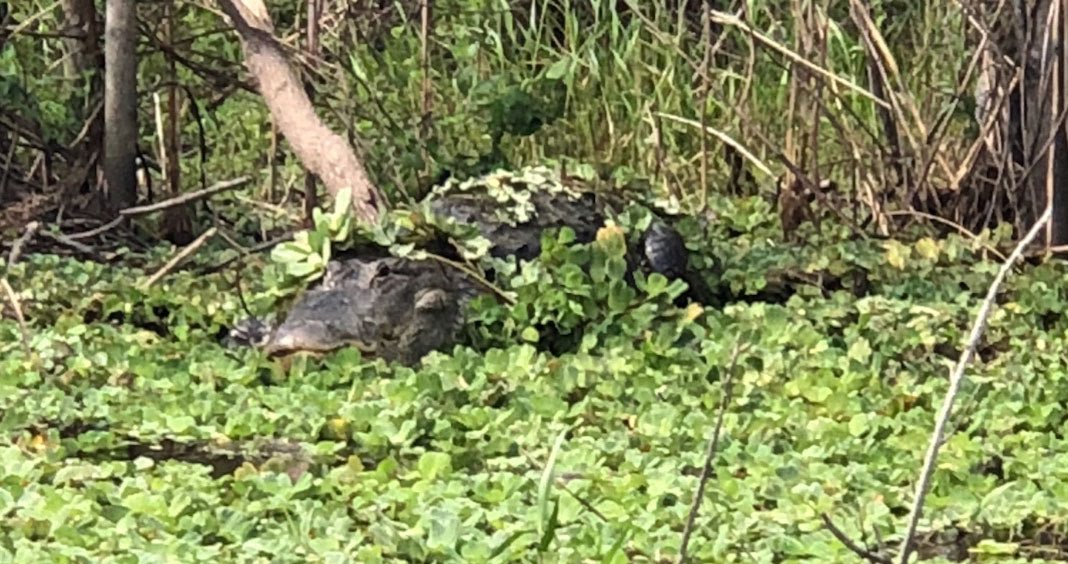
215;0;382;223
103;0;139;211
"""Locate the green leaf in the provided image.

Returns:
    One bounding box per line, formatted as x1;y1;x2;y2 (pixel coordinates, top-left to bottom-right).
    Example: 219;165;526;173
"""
271;241;311;265
286;259;322;279
848;414;869;437
538;430;567;538
883;240;910;269
915;237;940;260
847;338;871;363
802;385;833;404
970;540;1019;555
320;238;332;265
334;187;354;217
417;452;452;480
545;57;571;80
166;415;196;434
391;242;416;257
122;491;165;515
520;326;540;343
607;280;634;312
426;505;461;551
537;498;561;552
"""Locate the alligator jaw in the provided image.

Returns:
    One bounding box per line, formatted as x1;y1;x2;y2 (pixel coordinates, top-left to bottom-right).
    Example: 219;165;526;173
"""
262;321;379;360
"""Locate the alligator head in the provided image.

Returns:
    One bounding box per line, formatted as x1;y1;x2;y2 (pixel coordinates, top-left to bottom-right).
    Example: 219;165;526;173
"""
260;256;472;366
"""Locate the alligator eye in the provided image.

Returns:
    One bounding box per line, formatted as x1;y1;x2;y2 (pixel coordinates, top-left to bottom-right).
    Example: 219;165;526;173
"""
371;263;392;285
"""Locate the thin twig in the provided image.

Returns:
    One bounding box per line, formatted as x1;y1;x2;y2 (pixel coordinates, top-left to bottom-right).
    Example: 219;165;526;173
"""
821;513;892;564
896;205;1051;563
884;210;1008;262
120;176;250;217
67;98;104;150
655;112;774;177
418;0;433;182
2;221;40;357
142;227;218;288
197;231;295;275
215;227;250;255
424;252;516;306
678;341;750;563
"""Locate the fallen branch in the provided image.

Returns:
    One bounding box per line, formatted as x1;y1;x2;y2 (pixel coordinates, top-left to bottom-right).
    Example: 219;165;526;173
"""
678;341;750;563
120;176;250;217
5;220;39;268
66;216;124;240
895;205;1051;563
142;227;218;288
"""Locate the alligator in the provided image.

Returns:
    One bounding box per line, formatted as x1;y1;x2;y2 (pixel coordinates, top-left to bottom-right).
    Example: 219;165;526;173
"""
227;165;718;365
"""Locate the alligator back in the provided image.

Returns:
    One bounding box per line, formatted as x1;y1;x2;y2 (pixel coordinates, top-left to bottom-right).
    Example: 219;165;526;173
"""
427;187;606;261
423;167;712;303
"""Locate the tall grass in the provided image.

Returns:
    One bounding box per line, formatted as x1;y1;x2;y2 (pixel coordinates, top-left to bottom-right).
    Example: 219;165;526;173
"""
315;0;985;229
2;0;1003;234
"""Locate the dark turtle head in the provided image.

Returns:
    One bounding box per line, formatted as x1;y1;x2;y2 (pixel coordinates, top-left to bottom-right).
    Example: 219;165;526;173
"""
261;256;468;366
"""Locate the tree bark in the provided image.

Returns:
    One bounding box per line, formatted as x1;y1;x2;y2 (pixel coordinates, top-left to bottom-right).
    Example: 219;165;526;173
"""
215;0;382;223
57;0;104;210
59;0;101;89
979;0;1068;247
104;0;139;211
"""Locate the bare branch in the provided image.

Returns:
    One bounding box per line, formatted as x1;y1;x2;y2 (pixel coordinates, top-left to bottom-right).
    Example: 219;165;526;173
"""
37;229;114;259
896;205;1052;563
